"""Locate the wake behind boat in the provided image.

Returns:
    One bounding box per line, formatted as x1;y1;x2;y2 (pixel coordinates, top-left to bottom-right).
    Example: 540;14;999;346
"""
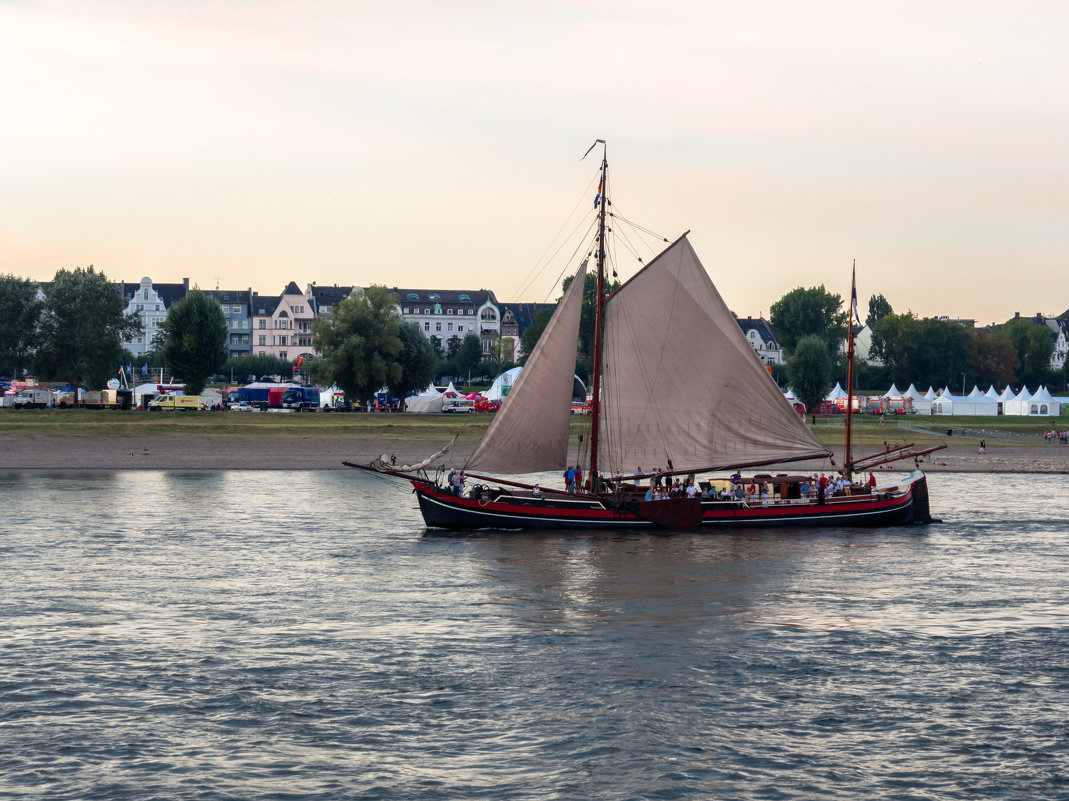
347;142;943;530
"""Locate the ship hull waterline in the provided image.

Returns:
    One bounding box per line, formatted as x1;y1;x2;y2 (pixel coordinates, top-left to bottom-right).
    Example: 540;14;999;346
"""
411;475;931;531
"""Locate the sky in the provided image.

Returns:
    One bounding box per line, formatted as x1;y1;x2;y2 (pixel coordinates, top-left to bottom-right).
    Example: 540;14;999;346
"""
2;1;1067;325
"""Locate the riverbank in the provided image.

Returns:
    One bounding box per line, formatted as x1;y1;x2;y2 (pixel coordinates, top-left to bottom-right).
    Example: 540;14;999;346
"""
3;431;1068;472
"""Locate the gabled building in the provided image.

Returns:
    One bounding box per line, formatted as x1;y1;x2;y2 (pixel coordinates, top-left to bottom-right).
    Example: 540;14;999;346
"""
117;276;189;356
496;301;557;362
390;287;501;356
251;281;316;363
735;317;783;365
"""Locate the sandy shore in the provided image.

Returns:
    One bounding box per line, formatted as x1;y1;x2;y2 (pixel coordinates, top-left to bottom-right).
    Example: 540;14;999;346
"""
3;433;1068;473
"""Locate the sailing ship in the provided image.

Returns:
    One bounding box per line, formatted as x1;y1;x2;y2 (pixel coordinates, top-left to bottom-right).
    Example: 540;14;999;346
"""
347;143;943;530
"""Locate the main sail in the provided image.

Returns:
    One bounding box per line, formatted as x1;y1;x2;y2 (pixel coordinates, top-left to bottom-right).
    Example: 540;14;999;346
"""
465;261;588;474
598;235;830;473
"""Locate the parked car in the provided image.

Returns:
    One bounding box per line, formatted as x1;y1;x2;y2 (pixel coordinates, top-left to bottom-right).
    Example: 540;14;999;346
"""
570;402;591;415
228;402;261;412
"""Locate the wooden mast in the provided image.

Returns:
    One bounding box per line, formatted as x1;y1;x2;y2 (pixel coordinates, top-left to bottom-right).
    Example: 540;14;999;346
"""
587;143;608;489
844;259;857;478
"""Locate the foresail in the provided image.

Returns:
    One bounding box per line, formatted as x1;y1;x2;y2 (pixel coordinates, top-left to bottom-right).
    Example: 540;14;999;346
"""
599;236;830;473
465;261;588;474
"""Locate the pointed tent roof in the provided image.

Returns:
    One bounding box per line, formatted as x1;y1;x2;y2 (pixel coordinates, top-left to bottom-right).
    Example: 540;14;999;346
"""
1031;385;1055;403
938;387;955;399
903;384;924;400
1014;386;1033;402
924;387;937;400
967;385;985;399
984;385;1000;400
999;385;1015;401
883;383;902;398
826;382;847;400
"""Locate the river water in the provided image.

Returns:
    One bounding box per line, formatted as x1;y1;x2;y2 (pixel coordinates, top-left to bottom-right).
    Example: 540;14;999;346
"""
1;470;1067;800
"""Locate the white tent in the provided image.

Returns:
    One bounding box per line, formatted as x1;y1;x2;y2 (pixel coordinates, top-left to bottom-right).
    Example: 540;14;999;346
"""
967;385;985;399
904;384;931;414
1030;386;1060;416
319;384;345;408
1004;386;1033;416
484;366;523;401
883;383;902;398
984;385;1001;401
932;387;997;416
406;384;444;414
924;387;937;401
825;382;848;401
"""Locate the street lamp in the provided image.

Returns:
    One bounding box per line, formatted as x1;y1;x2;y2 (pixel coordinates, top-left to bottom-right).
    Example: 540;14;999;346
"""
961;373;966;396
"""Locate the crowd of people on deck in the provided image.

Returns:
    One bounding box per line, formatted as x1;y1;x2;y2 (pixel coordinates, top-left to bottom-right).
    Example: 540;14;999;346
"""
1043;429;1069;444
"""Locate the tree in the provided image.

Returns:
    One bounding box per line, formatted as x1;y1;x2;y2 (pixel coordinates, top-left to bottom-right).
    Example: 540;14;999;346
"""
1003;317;1055;387
0;274;43;378
159;289;228;395
769;285;845;354
222;353;297;384
309;285;403;404
390;322;437;398
786;335;834;412
562;270;620;369
866;293;893;328
518;306;553;365
870;313;974;389
970;329;1018;388
455;333;483;379
35;266;141;394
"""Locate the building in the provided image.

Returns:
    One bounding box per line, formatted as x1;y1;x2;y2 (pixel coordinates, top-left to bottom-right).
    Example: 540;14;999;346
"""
204;288;253;359
307;283;356;318
117;277;189;356
497;302;557;362
391;287;501;356
735;317;783;365
251;281;316;363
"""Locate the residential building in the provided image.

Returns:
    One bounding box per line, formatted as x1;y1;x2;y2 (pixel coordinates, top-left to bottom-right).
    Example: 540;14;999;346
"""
736;317;783;365
204;288;253;359
390;287;501;356
251;281;316;363
307;283;356;318
117;277;189;356
497;302;557;361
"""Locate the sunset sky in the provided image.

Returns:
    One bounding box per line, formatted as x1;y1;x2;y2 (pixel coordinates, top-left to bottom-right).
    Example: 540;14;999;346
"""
2;1;1066;325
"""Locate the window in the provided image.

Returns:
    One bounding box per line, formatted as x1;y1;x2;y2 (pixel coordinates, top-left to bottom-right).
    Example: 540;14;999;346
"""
136;304;143;311
458;294;471;302
279;336;287;346
155;304;160;311
279;352;287;360
481;308;497;321
407;293;420;301
242;320;249;329
292;305;304;314
447;322;453;332
424;322;430;331
259;320;266;329
435;322;441;332
233;305;240;313
424;308;430;314
447;309;453;315
258;335;266;346
403;307;409;314
241;335;249;344
467;309;473;315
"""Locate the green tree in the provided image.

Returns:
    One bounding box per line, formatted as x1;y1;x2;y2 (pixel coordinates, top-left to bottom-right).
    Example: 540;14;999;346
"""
222;354;297;384
35;266;141;395
0;274;43;378
786;335;834;412
562;271;621;370
309;285;402;404
391;322;438;398
769;285;845;354
970;329;1018;388
455;333;483;379
870;313;974;389
866;293;893;328
1003;317;1055;387
159;289;228;396
518;306;554;366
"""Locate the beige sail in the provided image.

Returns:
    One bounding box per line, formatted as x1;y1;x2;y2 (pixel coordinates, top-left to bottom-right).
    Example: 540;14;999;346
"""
465;261;588;474
599;236;830;473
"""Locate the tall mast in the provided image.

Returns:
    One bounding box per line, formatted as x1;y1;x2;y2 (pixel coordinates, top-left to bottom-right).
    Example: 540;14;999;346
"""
844;259;857;478
587;142;608;488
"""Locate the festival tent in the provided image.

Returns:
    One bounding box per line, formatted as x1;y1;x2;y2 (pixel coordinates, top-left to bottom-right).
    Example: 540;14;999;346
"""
998;386;1015;402
882;383;902;398
319;385;346;409
1030;386;1061;416
825;383;848;401
967;385;985;399
904;384;932;414
932;387;998;416
444;382;461;396
984;385;1001;401
405;383;444;414
1003;386;1033;416
924;387;937;401
484;366;523;401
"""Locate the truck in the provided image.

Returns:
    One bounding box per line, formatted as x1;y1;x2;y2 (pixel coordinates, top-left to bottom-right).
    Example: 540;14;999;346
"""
148;394;202;411
12;389;52;409
227;386;287;410
282;386;320;411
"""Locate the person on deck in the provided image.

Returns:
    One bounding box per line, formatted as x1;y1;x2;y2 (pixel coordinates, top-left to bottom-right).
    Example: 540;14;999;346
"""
565;466;575;493
532;484;543;498
868;472;877;489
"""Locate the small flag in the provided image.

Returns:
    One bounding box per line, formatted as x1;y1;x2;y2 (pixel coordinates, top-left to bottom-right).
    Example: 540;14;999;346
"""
850;261;861;326
141;363;148;375
581;138;605;160
594;177;603;209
